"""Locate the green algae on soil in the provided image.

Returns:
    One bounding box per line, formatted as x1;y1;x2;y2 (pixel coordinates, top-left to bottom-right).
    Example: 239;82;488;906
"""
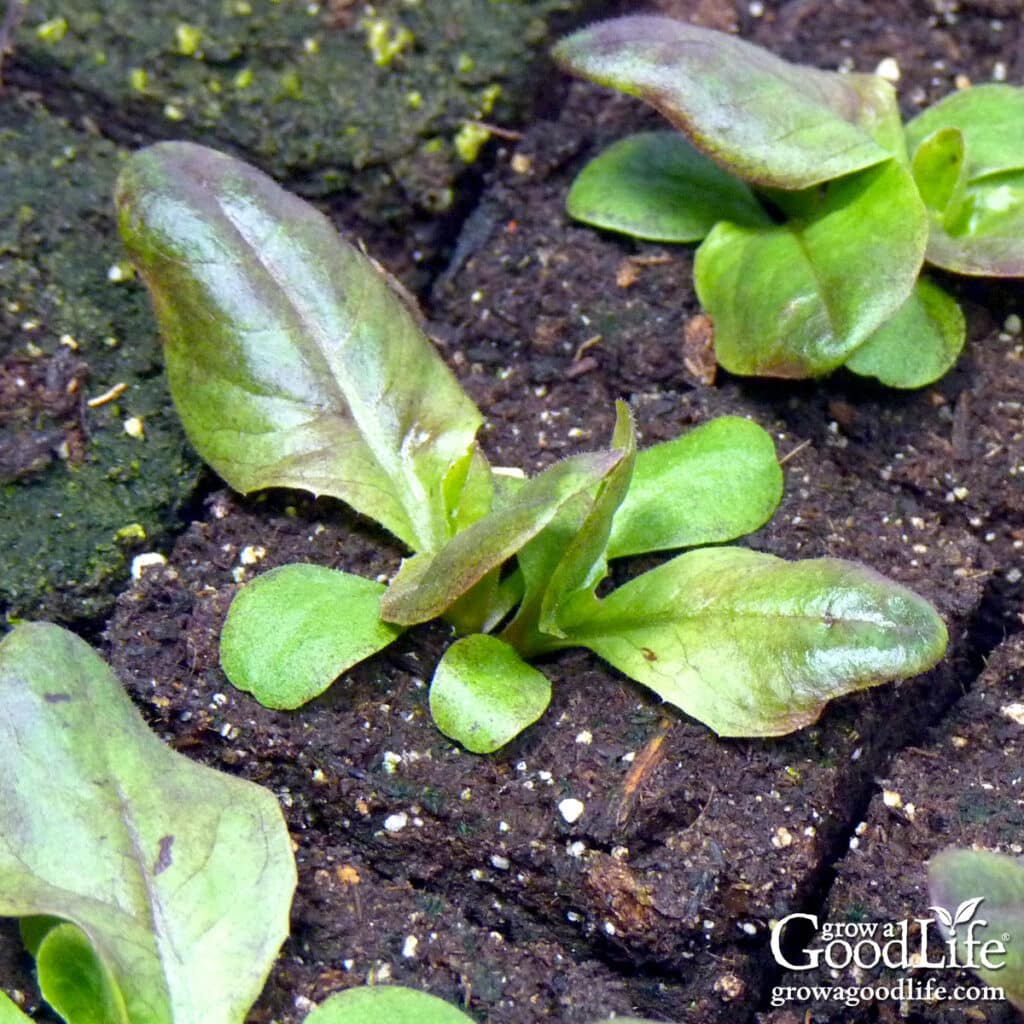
18;0;584;222
0;95;199;623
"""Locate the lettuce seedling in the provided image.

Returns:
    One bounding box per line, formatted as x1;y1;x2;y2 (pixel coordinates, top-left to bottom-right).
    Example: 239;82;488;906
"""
305;985;664;1024
116;141;947;753
929;848;1024;1008
0;623;296;1024
553;18;1024;388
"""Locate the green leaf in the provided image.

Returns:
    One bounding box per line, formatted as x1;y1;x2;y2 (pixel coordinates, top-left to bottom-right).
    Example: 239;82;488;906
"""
303;986;475;1024
0;623;296;1024
380;449;623;626
929;848;1024;1008
845;278;965;389
116;141;482;553
562;547;947;737
694;158;927;377
923;169;1024;277
911;127;968;226
566;131;770;242
906;84;1024;182
553;16;895;189
429;635;551;753
0;993;32;1024
220;564;404;709
36;923;130;1024
906;87;1024;276
501;404;635;651
607;416;782;559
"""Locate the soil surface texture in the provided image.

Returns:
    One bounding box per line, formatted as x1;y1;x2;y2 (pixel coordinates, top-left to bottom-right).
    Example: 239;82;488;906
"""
2;1;1024;1023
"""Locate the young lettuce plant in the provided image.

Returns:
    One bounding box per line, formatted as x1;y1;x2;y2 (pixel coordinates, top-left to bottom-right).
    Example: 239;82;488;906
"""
0;623;296;1024
553;17;1024;388
116;141;947;753
929;849;1024;1009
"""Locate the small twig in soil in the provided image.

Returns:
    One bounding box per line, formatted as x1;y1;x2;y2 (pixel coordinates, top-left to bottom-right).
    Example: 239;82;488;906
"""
0;0;26;89
779;438;813;465
614;716;674;827
87;381;128;408
462;118;523;142
572;333;602;364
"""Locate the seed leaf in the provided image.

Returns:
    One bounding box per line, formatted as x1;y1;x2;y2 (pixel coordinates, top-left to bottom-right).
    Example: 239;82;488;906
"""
220;564;403;709
553;16;895;189
117;141;482;553
0;623;296;1024
304;986;476;1024
380;449;623;626
566;131;770;242
562;547;947;736
694;158;927;377
429;635;552;754
929;848;1024;1009
845;277;965;388
607;416;782;558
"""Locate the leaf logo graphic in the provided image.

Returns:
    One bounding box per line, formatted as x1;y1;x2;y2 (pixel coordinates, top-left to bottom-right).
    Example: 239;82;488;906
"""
930;897;984;936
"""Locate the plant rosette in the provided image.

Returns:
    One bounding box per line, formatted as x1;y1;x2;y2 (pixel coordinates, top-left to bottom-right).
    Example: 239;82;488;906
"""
116;141;947;754
553;17;1024;387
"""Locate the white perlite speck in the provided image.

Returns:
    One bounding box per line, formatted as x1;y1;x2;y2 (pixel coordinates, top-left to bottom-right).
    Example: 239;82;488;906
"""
131;552;167;579
383;812;408;833
1002;703;1024;726
401;935;418;958
558;798;585;823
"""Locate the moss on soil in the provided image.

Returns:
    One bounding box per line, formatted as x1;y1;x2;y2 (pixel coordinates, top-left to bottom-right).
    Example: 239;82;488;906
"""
0;96;199;623
20;0;581;219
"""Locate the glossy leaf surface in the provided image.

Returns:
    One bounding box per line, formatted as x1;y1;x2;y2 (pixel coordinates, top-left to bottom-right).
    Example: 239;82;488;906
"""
117;141;481;553
553;16;895;188
567;131;770;242
220;564;403;709
694;158;927;377
906;84;1024;181
380;449;623;626
36;923;130;1024
929;848;1024;1008
845;278;965;388
607;416;782;558
563;547;947;736
0;623;296;1024
429;635;551;753
923;169;1024;276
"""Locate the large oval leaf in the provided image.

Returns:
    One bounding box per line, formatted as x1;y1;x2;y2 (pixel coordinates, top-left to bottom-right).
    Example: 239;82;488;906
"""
429;635;552;754
220;564;404;709
845;277;965;388
553;17;895;189
116;142;482;553
694;158;927;377
562;547;947;737
567;131;770;242
304;986;475;1024
929;848;1024;1009
0;623;296;1024
906;84;1024;182
607;416;782;559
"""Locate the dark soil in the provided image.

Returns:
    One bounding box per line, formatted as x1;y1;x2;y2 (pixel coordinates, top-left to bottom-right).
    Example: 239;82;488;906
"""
3;0;1024;1022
